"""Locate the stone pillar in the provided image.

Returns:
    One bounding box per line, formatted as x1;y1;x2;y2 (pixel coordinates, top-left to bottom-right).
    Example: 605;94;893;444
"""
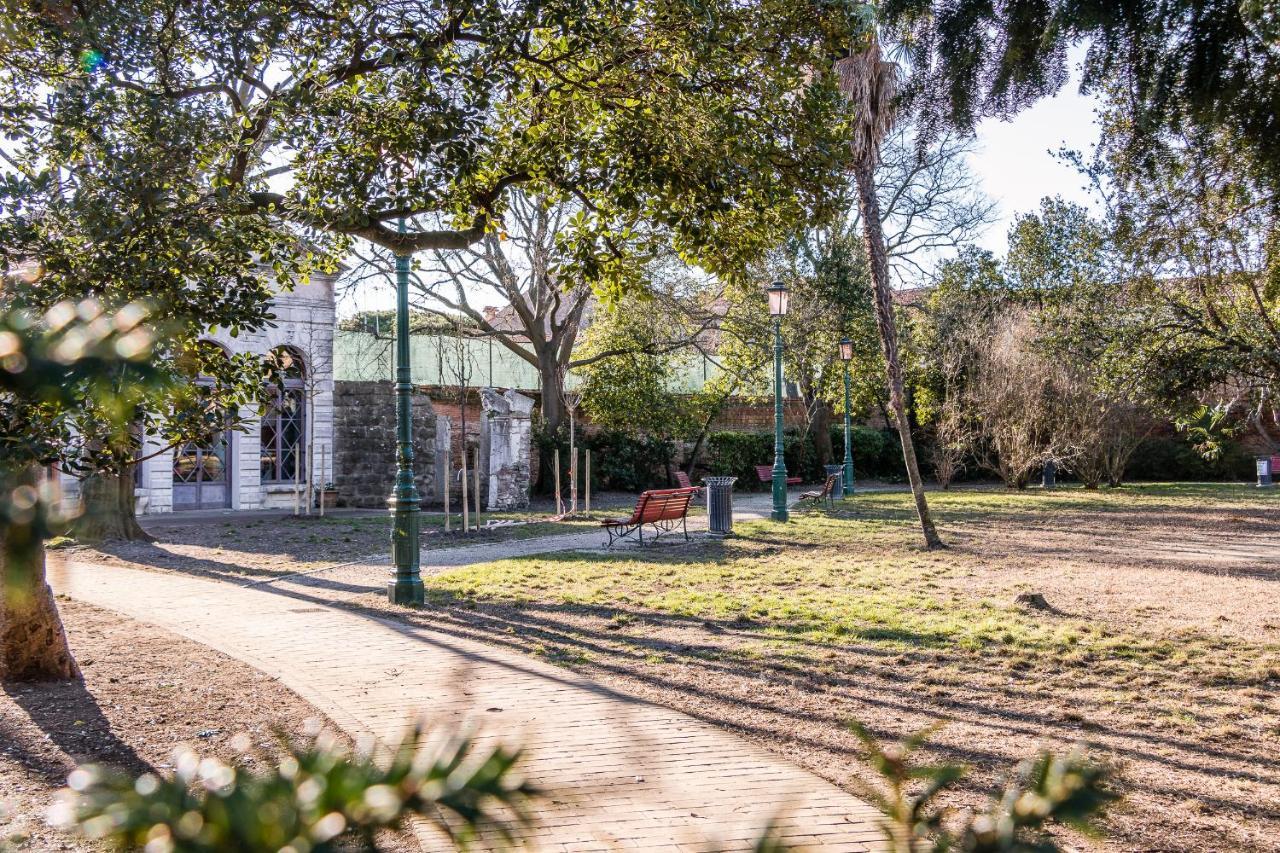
479;389;533;510
435;414;451;508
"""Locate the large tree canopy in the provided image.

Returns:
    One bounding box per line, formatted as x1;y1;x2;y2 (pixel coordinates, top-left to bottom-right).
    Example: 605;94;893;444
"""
2;0;862;293
880;0;1280;192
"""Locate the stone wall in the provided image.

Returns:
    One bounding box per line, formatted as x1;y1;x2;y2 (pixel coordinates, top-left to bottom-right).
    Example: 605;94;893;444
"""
333;381;438;508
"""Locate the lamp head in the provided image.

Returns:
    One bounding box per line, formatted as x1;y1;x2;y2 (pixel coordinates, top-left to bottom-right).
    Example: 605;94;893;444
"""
767;281;789;317
839;337;853;362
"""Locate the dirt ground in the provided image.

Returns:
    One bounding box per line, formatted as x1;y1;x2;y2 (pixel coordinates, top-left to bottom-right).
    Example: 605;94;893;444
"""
0;599;411;851
279;484;1280;853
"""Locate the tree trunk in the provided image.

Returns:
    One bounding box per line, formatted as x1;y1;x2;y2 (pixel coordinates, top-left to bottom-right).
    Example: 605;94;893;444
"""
538;353;565;435
853;158;943;548
685;385;736;476
534;353;566;495
73;467;153;543
2;474;80;681
810;399;834;469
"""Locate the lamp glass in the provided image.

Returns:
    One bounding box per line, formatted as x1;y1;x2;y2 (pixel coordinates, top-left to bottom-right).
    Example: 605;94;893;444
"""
767;282;789;317
839;338;853;361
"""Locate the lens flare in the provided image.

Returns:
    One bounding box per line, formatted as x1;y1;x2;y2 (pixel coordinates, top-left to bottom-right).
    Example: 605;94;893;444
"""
78;49;105;74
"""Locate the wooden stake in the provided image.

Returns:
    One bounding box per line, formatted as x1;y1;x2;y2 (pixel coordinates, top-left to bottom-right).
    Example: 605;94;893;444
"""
293;444;301;516
585;450;591;514
443;456;451;532
554;448;562;516
318;444;326;517
473;450;481;528
569;412;578;514
461;446;470;532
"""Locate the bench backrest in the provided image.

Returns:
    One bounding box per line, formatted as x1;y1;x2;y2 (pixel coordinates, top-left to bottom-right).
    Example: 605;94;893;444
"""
674;471;693;489
754;465;773;482
819;473;838;495
626;487;697;524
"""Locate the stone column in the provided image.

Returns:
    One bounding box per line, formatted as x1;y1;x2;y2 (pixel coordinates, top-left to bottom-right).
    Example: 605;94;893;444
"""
480;389;534;510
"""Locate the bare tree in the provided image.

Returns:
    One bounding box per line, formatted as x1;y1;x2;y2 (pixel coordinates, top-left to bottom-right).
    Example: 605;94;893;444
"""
1057;381;1153;489
969;316;1067;489
861;126;996;282
345;192;720;436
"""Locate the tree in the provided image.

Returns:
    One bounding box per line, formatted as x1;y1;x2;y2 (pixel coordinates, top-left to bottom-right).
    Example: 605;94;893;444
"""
880;0;1280;196
3;0;862;288
0;40;326;541
969;314;1068;489
348;195;714;435
1044;119;1280;452
771;125;993;470
0;300;162;681
576;294;702;442
837;35;943;548
1003;197;1154;487
917;249;1006;487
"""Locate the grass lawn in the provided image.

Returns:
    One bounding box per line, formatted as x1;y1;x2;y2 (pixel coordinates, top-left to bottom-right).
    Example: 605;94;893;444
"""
394;483;1280;851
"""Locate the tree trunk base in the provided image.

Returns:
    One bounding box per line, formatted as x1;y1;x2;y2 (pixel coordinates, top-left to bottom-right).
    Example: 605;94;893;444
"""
73;471;154;544
2;529;80;682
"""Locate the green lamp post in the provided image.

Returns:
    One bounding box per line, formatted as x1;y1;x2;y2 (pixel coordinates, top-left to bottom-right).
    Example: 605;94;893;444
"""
387;222;424;605
768;281;790;522
839;337;856;495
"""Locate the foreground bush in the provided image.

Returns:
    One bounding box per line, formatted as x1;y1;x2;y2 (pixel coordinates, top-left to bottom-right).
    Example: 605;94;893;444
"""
50;716;1110;852
51;722;534;851
852;724;1114;853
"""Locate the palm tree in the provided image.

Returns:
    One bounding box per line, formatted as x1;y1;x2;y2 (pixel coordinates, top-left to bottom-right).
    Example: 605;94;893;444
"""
836;38;943;548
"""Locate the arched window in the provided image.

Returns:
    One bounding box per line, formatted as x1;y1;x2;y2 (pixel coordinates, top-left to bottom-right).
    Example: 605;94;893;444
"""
261;347;306;483
173;341;232;510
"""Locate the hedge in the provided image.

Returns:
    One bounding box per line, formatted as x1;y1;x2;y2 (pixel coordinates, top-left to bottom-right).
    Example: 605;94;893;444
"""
538;426;1255;495
703;426;905;489
1121;435;1254;482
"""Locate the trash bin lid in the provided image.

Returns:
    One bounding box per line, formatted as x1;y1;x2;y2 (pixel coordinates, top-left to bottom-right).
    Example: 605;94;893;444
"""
703;476;738;486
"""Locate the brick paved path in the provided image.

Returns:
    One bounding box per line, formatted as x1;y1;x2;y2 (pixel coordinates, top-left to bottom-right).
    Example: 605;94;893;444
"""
48;557;885;852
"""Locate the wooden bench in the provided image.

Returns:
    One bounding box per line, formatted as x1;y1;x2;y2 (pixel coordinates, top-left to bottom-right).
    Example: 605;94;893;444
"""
755;464;801;487
601;487;698;549
673;471;702;493
797;473;840;509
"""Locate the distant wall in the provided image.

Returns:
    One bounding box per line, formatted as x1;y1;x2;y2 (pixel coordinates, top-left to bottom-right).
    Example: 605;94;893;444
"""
332;381;439;508
333;330;734;394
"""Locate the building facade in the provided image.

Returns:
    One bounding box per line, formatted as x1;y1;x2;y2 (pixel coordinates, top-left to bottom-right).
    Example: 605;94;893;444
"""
68;272;337;515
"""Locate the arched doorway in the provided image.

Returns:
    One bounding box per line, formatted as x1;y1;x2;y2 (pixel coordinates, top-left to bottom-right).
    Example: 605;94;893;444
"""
172;341;233;511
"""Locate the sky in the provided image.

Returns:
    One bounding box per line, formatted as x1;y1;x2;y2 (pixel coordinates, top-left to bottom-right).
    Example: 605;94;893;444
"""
965;58;1103;255
338;60;1106;318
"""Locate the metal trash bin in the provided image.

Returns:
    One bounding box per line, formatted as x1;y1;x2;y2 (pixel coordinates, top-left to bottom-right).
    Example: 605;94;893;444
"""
823;464;845;500
704;476;738;536
1042;459;1057;489
1258;456;1273;487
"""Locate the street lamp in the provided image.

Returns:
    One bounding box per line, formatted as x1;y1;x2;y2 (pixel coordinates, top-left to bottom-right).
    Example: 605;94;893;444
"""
768;281;790;522
839;337;856;496
387;217;424;605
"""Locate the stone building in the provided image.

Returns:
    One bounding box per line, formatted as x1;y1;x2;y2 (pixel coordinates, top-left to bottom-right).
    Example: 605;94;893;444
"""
62;272;337;515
